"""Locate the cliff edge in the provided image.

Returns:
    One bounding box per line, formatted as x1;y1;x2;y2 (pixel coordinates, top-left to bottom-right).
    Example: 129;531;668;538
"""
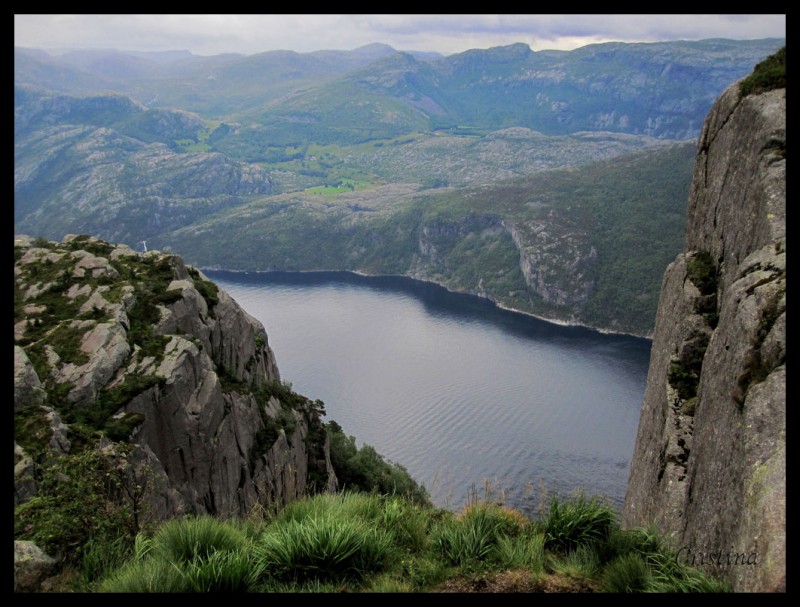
14;234;337;526
622;59;785;592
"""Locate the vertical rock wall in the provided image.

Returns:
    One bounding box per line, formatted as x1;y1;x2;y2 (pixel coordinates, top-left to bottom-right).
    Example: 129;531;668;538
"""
622;82;785;592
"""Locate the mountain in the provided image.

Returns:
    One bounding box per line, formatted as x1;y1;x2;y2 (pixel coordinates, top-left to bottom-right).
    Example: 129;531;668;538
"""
622;50;785;592
14;234;329;520
14;38;784;337
13;233;429;591
14;86;274;244
309;42;408;69
16;39;783;137
11;80;695;336
13;41;786;593
14;43;414;117
14;47;117;94
160;142;696;336
201;38;784;147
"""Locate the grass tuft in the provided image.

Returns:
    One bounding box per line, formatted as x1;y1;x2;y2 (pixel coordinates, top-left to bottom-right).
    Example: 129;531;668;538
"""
541;493;617;554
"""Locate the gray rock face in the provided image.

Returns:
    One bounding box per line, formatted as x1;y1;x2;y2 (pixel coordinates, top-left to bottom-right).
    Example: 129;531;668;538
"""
623;82;785;592
14;235;335;523
411;213;597;313
14;540;60;592
14;346;46;411
14;443;38;506
507;220;597;307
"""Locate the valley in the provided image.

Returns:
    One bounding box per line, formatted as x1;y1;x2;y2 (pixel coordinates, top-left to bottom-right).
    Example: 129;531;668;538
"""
14;38;784;336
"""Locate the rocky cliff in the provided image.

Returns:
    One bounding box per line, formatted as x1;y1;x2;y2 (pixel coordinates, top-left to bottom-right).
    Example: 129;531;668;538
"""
14;234;337;526
622;64;785;591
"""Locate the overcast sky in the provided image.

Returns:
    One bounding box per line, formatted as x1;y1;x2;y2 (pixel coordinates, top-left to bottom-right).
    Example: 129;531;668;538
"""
14;14;786;57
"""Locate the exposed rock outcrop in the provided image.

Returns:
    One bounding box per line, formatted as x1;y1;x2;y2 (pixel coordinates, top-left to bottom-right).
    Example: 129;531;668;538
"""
14;540;60;592
506;219;597;308
622;74;785;592
14;234;337;525
410;212;597;318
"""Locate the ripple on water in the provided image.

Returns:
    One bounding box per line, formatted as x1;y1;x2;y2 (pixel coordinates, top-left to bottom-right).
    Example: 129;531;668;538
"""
206;270;650;516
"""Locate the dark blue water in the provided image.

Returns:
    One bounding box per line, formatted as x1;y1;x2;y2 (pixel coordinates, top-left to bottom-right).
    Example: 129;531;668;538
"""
205;270;651;517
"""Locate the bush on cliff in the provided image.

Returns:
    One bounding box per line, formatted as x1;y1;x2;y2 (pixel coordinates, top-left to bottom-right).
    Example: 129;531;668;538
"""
740;47;785;96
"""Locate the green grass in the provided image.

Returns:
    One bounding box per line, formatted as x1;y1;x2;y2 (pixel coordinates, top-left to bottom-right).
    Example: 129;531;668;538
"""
175;139;213;153
602;553;652;592
88;492;728;593
100;516;260;592
541;493;617;554
255;514;394;584
149;515;249;563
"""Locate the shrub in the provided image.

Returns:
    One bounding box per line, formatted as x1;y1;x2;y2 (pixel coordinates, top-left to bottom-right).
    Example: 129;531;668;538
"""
431;503;519;569
668;361;699;401
74;374;164;431
102;412;147;442
541;493;617;554
326;422;430;506
254;515;394;583
14;405;54;455
602;553;652;592
740;47;786;96
14;445;137;562
686;251;717;296
151;515;248;564
192;276;219;317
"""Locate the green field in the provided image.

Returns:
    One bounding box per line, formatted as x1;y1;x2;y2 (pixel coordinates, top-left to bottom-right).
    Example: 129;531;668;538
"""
305;178;374;196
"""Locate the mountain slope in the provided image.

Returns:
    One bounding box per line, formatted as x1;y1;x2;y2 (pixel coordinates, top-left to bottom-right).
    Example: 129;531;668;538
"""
14;87;273;243
159;142;696;336
14;234;334;523
14;38;783;337
223;38;785;144
16;38;784;138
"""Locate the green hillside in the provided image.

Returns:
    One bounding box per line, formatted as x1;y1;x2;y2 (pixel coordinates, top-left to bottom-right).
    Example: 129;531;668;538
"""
16;38;777;336
159;142;695;336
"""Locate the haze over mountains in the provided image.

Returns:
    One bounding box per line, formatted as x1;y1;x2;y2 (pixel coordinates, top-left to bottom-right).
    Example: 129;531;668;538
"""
14;37;784;336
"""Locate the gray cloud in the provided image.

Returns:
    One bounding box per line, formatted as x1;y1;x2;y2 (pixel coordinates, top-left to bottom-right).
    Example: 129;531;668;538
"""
14;14;786;57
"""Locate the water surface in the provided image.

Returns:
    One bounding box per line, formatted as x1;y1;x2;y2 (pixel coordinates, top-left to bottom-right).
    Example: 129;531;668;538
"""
206;270;651;516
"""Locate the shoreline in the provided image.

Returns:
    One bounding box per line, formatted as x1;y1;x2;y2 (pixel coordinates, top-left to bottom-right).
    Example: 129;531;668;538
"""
200;265;653;342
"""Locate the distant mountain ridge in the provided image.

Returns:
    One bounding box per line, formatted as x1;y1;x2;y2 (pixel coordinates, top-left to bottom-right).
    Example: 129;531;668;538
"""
14;38;784;336
15;38;784;139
